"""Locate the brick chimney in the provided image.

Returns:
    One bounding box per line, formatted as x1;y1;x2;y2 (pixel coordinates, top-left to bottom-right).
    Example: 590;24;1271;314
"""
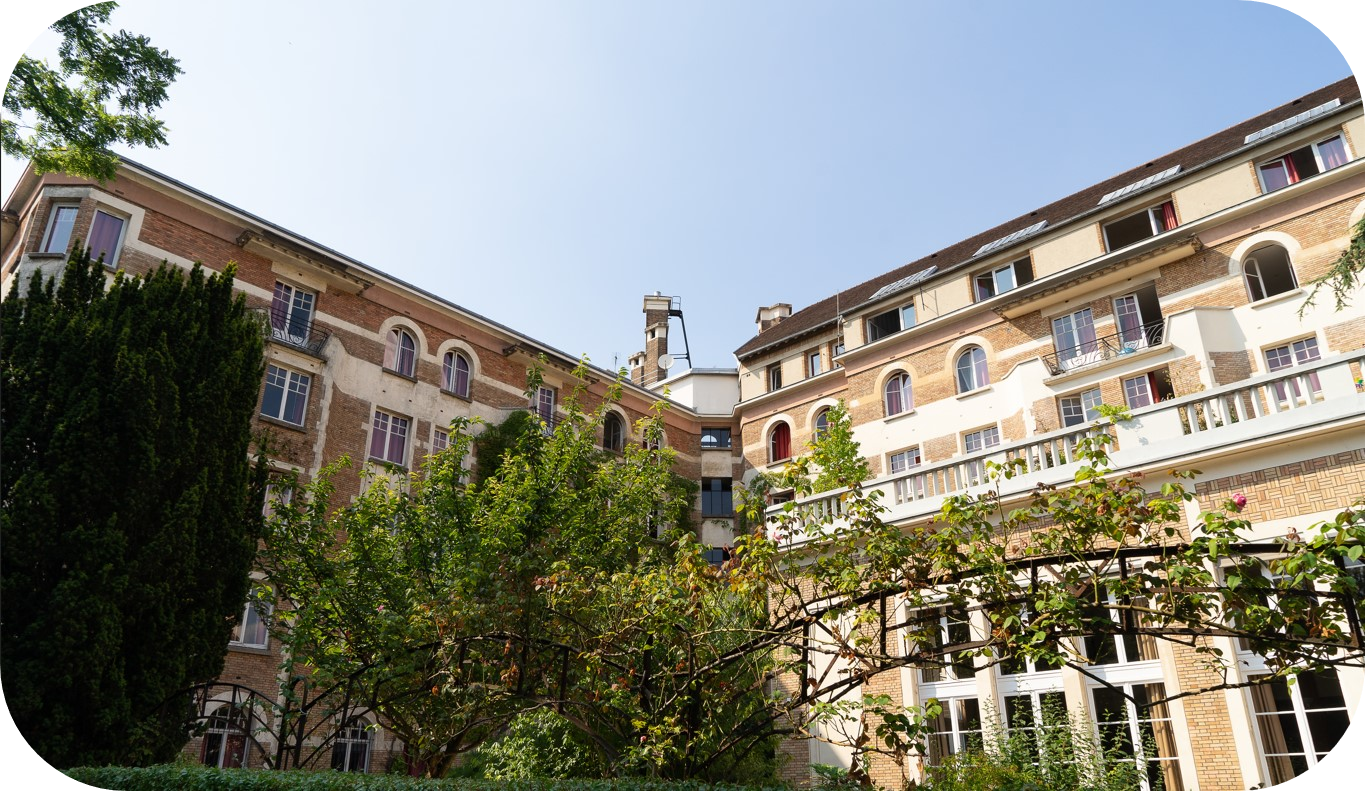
628;351;647;385
641;292;673;385
755;303;793;334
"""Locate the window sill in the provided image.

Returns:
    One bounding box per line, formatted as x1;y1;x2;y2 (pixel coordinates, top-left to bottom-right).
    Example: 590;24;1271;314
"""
766;458;792;470
883;408;917;424
227;642;271;655
259;415;307;433
27;251;66;260
367;456;409;471
1247;288;1305;309
702;512;735;519
701;445;734;452
954;385;994;401
383;368;418;383
440;388;472;402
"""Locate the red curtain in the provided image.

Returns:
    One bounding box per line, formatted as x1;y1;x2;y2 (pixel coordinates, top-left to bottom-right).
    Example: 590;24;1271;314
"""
1160;201;1178;231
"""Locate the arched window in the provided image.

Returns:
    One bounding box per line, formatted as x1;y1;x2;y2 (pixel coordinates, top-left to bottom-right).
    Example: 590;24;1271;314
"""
442;351;471;397
1244;245;1298;302
201;704;249;768
603;412;625;453
331;718;372;773
769;423;792;463
813;409;830;441
383;328;417;377
955;347;989;393
884;373;913;416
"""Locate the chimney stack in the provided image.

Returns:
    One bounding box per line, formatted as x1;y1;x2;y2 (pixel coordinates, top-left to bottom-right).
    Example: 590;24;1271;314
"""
641;292;673;385
755;303;793;334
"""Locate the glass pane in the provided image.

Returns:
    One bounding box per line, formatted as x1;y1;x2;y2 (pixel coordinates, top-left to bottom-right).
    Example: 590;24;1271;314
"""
1260;160;1291;191
87;211;124;263
1317;136;1348;170
1297;670;1345;710
1305;710;1349;755
43;206;78;253
994;266;1015;294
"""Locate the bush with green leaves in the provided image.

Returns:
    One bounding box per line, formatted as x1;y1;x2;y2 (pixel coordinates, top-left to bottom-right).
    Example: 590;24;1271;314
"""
475;709;603;780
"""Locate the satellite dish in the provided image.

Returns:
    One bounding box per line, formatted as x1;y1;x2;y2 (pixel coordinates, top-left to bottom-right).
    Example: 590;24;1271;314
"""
658;354;675;369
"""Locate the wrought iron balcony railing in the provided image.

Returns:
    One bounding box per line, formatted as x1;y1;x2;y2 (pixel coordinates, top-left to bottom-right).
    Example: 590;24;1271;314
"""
1042;319;1166;376
256;306;330;358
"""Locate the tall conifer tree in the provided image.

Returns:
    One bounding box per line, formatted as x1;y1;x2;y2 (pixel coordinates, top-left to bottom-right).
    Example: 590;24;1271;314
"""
1;251;266;767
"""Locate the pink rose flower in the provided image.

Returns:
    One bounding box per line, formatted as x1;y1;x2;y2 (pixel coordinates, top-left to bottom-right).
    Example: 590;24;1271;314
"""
1230;493;1247;512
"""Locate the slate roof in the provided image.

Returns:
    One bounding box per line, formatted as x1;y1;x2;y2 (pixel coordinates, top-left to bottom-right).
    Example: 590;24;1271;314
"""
733;76;1361;360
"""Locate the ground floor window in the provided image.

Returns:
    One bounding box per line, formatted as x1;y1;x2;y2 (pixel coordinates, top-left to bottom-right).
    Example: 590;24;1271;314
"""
331;720;372;772
201;704;249;768
1247;669;1351;784
926;696;983;766
1091;682;1182;791
1004;690;1068;760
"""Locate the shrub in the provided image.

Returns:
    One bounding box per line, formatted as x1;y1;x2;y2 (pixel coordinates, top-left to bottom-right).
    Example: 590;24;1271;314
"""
474;709;602;780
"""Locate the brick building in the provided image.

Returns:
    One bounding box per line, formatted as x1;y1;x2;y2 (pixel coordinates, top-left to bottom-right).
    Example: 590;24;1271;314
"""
731;77;1365;789
2;75;1364;787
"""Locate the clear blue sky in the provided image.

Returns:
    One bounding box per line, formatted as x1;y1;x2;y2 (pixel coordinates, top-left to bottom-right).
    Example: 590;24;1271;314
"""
3;1;1361;371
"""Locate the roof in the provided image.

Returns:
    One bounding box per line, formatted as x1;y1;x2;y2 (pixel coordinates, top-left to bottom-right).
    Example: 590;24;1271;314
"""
733;76;1361;360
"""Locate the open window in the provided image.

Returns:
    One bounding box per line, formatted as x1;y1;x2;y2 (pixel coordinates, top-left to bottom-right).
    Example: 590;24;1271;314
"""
1103;200;1177;252
40;204;79;253
1122;368;1174;409
768;422;792;463
1244;244;1298;302
974;258;1034;301
865;302;916;342
1257;134;1350;192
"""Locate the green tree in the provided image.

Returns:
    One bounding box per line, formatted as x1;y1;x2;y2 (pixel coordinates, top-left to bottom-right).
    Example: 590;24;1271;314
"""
0;251;266;768
2;2;181;182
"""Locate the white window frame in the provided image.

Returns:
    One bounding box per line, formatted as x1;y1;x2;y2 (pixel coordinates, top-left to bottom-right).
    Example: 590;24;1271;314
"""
925;695;984;766
431;427;449;453
808;350;822;377
1052;308;1099;370
955;346;989;393
768;364;782;391
1102;200;1175;252
1255;133;1352;193
1244;669;1352;783
261;364;310;426
229;597;272;649
883;371;913;416
1264;336;1322;403
331;719;373;773
865;302;917;342
201;704;249;768
369;409;410;466
40;203;80;254
1088;681;1183;791
270;282;316;347
974;258;1032;301
889;446;921;475
1060;387;1103;428
383;328;418;377
442;351;471;398
85;208;129;266
1123;372;1156;409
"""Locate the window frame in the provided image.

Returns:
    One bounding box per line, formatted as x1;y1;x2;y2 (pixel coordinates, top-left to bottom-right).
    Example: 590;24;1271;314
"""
383;328;418;378
201;704;250;769
807;349;822;377
1122;368;1174;410
888;446;921;474
1051;308;1099;370
270;281;317;347
767;363;783;392
812;410;830;441
1059;387;1103;428
260;364;311;427
1243;244;1299;302
973;258;1034;302
865;302;917;342
1264;336;1323;402
229;597;272;649
330;719;373;773
39;203;80;254
369;409;411;466
85;208;129;266
603;412;626;452
1255;133;1352;193
768;422;792;463
883;371;913;416
955;346;990;393
1102;199;1177;252
1089;681;1184;791
441;351;472;398
1245;669;1351;783
700;426;731;450
700;477;734;517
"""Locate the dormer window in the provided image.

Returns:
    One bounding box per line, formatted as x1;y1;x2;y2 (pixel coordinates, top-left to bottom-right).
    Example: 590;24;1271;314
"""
1257;134;1349;192
866;302;916;342
973;258;1033;301
1103;200;1177;252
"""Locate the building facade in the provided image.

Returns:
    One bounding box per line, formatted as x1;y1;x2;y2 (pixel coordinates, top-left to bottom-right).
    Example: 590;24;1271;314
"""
2;76;1363;787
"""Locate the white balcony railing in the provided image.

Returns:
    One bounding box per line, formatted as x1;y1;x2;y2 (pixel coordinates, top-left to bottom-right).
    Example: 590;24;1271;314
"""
770;352;1365;540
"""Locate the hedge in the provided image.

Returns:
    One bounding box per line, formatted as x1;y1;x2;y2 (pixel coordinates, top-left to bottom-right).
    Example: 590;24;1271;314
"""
64;766;791;791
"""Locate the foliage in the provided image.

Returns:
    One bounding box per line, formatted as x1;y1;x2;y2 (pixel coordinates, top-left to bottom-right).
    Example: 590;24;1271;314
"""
63;764;789;791
2;2;182;182
803;402;870;494
1302;217;1365;313
1;251;267;767
917;699;1145;791
476;709;603;780
471;408;536;486
258;366;760;779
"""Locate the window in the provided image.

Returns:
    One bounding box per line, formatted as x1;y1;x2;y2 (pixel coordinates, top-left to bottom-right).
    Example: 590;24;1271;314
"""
918;607;977;683
767;364;782;392
331;720;372;773
807;350;822;377
1114;284;1163;349
701;478;733;516
703;547;730;567
700;426;731;449
230;598;271;648
888;447;921;474
383;328;417;377
40;204;78;253
1004;691;1068;760
974;258;1034;301
883;372;913;416
1257;134;1350;192
955;347;989;393
1059;388;1103;427
812;410;829;441
601;413;625;452
442;351;471;398
1244;244;1299;302
270;282;316;347
926;697;984;766
261;365;310;426
768;423;791;463
963;426;1000;485
1247;670;1351;783
832;341;845;365
86;209;126;265
201;705;249;768
1051;309;1098;371
1122;369;1174;409
1102;200;1177;252
262;480;293;519
1082;588;1160;666
431;428;449;453
533;385;556;423
865;302;917;342
1091;683;1183;791
1265;337;1322;402
369;410;409;465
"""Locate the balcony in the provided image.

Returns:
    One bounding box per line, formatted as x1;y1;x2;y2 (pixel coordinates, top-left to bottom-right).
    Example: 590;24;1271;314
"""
770;351;1365;543
1042;319;1166;376
256;306;330;358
